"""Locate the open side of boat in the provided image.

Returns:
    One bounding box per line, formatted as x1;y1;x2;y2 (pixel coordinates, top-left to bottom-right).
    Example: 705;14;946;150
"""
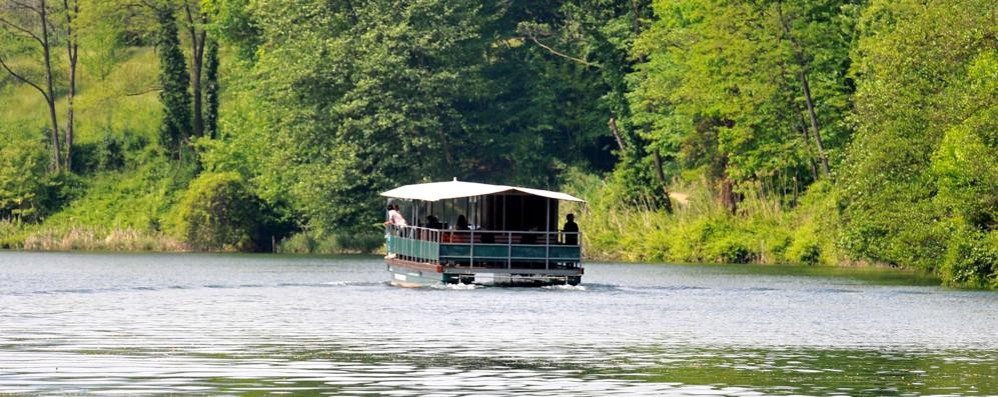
381;180;584;287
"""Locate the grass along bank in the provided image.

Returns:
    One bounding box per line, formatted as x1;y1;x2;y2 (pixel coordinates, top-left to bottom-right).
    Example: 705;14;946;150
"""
565;174;849;267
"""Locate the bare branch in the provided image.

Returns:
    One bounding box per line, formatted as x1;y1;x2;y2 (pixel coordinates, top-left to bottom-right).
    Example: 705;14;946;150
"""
123;86;160;97
0;16;45;46
9;0;43;14
0;54;51;101
522;32;601;69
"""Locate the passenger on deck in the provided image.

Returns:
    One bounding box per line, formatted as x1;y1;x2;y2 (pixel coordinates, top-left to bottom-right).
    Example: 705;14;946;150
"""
521;226;538;245
426;215;443;229
562;213;579;245
384;204;408;227
455;215;470;230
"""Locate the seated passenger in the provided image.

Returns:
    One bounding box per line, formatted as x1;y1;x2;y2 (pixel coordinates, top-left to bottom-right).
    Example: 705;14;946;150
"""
426;215;443;229
455;215;470;230
521;227;537;245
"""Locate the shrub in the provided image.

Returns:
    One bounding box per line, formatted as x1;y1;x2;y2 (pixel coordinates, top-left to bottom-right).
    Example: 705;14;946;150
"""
787;235;822;265
0;138;48;222
277;232;320;254
334;232;384;253
171;172;262;251
97;132;126;171
278;231;384;254
0;219;26;249
705;233;754;264
940;228;998;288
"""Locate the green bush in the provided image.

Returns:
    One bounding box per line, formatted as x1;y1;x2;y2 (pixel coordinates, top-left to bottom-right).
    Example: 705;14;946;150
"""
277;231;384;254
277;232;321;254
940;228;998;288
706;235;754;263
97;132;126;171
171;172;262;251
0;138;49;222
0;219;27;249
787;234;822;265
334;232;384;253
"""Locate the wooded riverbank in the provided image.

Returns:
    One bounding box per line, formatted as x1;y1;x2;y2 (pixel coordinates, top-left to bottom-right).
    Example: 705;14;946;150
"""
1;0;995;288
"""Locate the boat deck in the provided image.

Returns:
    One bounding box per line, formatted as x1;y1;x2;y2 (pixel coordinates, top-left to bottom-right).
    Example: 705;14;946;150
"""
385;226;582;286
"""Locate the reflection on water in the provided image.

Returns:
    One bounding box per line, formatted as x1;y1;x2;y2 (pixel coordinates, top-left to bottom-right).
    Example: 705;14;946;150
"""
0;252;996;395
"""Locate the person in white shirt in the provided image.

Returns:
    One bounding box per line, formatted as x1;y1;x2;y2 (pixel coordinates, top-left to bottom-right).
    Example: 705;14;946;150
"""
384;204;407;227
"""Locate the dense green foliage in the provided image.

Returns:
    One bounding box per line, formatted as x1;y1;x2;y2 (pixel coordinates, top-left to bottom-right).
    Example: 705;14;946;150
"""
0;0;995;286
0;136;49;222
171;172;262;251
840;0;998;286
154;5;193;157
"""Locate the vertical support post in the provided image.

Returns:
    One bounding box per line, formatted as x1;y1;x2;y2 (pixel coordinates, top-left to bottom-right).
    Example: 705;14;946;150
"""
519;195;525;230
545;198;550;270
507;230;512;270
502;194;506;231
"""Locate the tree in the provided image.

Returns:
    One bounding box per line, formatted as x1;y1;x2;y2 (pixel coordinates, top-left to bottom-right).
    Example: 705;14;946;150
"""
516;0;676;211
0;0;62;171
628;0;860;210
0;137;48;222
153;3;192;158
172;172;261;251
202;39;219;139
61;0;79;171
840;0;998;276
180;0;209;138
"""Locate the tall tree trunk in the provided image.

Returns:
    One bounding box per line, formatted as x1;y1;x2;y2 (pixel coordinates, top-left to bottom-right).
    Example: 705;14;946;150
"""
718;156;737;214
798;71;830;177
607;117;626;151
777;59;820;181
0;0;63;171
155;5;193;158
64;0;79;171
777;0;830;178
651;150;674;213
203;39;220;139
40;0;61;172
795;106;819;180
184;2;206;138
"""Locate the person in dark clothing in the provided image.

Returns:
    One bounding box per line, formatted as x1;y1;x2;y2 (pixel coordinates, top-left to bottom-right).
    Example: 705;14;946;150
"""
562;213;579;245
426;215;443;229
455;215;470;230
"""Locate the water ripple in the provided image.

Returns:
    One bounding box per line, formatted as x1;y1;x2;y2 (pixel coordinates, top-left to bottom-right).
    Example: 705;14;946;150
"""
0;252;995;395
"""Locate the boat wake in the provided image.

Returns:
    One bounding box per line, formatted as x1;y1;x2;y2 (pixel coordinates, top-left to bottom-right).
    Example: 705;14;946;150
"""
542;284;587;291
433;283;483;290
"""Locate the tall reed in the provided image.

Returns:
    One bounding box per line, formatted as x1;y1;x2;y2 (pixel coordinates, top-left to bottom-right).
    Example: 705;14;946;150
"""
19;226;187;252
565;175;844;265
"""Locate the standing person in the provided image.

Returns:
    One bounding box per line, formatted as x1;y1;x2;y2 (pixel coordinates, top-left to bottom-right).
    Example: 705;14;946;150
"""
384;204;407;227
562;213;579;245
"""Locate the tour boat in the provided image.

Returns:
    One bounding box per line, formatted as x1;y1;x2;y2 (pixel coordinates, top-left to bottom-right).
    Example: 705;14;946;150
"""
382;179;584;287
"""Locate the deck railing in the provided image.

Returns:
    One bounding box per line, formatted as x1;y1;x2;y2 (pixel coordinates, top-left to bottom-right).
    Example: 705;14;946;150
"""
385;225;581;270
385;225;441;264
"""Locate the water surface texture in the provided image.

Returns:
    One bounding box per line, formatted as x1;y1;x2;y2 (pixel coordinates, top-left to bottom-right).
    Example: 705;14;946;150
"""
1;252;995;395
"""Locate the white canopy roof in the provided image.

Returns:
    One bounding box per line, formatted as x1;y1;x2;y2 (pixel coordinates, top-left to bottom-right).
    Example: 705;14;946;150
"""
381;179;586;203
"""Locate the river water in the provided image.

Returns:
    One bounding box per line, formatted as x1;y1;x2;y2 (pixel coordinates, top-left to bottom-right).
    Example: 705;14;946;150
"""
0;252;995;396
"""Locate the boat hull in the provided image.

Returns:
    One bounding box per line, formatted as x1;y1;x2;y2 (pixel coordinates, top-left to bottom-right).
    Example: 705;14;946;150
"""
386;258;582;288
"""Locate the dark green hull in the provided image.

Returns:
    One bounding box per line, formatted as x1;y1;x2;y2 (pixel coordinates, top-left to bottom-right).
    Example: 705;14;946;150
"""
386;258;581;288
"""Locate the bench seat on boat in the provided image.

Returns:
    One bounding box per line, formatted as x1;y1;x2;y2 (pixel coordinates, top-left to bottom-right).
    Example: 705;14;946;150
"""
443;232;481;244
